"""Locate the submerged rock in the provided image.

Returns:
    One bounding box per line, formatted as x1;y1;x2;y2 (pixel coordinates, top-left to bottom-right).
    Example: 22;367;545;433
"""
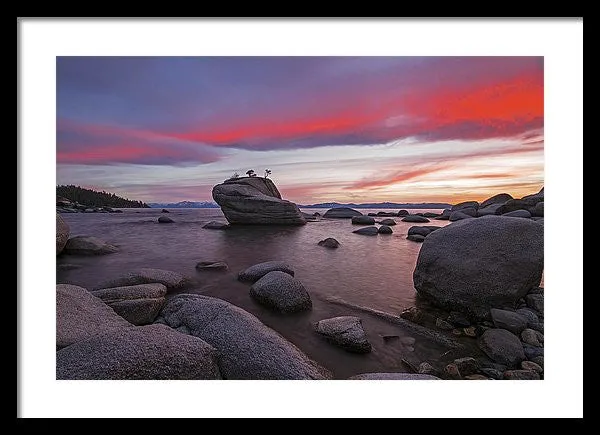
56;284;132;349
353;226;379;236
92;283;167;325
56;324;221;380
56;213;70;255
238;260;294;283
378;225;393;234
407;234;426;243
196;261;228;271
157;216;174;223
97;268;190;292
156;294;330;379
250;271;312;313
318;237;341;248
63;236;118;256
202;221;230;230
352;215;376;225
212;176;306;225
314;316;371;353
413;216;544;319
401;215;430;223
379;218;397;226
323;207;363;218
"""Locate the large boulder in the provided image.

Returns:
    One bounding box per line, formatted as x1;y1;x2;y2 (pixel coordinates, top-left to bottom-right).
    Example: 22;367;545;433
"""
401;215;430;223
451;201;479;211
478;328;525;367
413;216;544;319
249;271;312;313
156;294;331;379
496;195;543;215
502;210;532;218
212;176;305;225
63;236;118;255
56;325;221;380
238;260;294;283
533;202;544;217
349;373;440;380
56;284;132;349
449;210;476;221
323;207;363;218
314;316;371;353
91;283;167;325
96;268;190;292
477;203;505;216
352;215;376;225
480;193;513;209
56;213;70;255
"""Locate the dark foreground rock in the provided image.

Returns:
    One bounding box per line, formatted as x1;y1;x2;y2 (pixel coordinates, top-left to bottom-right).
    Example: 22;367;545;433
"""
502;210;532;218
56;284;133;349
156;294;330;379
203;221;230;230
503;370;540;380
407;234;426;243
379;218;397;226
451;201;479;211
314;316;371;353
323;207;363;218
378;225;393;234
318;238;340;248
449;210;476;221
413;216;544;319
352;215;376;225
212;176;306;225
56;324;221;380
56;213;70;255
349;373;441;380
490;308;528;335
91;283;167;325
63;236;118;255
402;215;430;223
480;193;513;209
157;216;174;223
238;260;294;282
96;268;190;292
353;226;379;236
478;328;525;367
250;271;312;313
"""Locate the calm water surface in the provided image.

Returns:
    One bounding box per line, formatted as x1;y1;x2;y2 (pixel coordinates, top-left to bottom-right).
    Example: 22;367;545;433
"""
58;208;456;378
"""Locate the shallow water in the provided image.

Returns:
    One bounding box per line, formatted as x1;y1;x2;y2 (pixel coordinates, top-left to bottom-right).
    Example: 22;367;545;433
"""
57;208;463;379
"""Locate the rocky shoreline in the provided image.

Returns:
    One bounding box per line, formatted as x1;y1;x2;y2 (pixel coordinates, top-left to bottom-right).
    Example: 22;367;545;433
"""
56;181;544;380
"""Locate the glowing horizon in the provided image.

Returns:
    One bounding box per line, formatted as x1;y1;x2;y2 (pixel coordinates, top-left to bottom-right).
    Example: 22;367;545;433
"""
56;56;543;204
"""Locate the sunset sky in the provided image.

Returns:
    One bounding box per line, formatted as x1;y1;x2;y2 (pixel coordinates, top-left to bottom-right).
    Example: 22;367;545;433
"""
56;56;544;204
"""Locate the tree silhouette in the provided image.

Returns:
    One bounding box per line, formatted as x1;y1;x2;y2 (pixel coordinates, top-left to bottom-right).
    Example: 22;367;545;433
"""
264;169;272;179
246;169;256;177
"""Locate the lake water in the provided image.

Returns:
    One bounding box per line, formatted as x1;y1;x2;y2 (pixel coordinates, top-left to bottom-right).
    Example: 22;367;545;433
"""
57;207;461;379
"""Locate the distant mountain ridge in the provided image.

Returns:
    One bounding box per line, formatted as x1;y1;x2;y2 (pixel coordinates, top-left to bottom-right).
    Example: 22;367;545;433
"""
299;201;452;209
148;200;451;209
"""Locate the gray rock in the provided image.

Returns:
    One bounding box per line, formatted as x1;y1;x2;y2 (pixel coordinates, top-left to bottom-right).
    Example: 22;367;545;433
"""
352;215;376;225
238;260;294;283
56;284;132;349
63;236;118;256
477;203;505;216
56;324;221;380
56;213;70;255
323;207;363;218
480;367;504;379
318;238;340;248
452;201;479;211
449;210;476;221
97;268;190;292
402;215;430;223
478;328;525;367
533;202;544;217
353;226;379;236
157;216;174;223
212;177;306;225
349;373;441;380
521;328;543;347
314;316;371;353
203;221;230;230
378;225;393;234
523;344;544;360
453;357;480;376
408;226;433;237
532;356;544;368
423;212;440;218
528;286;544;295
529;322;544;334
397;210;409;216
380;218;397;226
503;370;540;380
250;271;312;313
496;196;543;215
196;261;228;271
516;308;540;327
521;360;543;374
525;294;544;314
407;234;426;243
435;317;454;330
490;309;528;335
376;211;397;217
502;210;532;218
91;283;167;325
447;311;471;327
156;294;330;379
480;193;513;209
413;216;544;319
